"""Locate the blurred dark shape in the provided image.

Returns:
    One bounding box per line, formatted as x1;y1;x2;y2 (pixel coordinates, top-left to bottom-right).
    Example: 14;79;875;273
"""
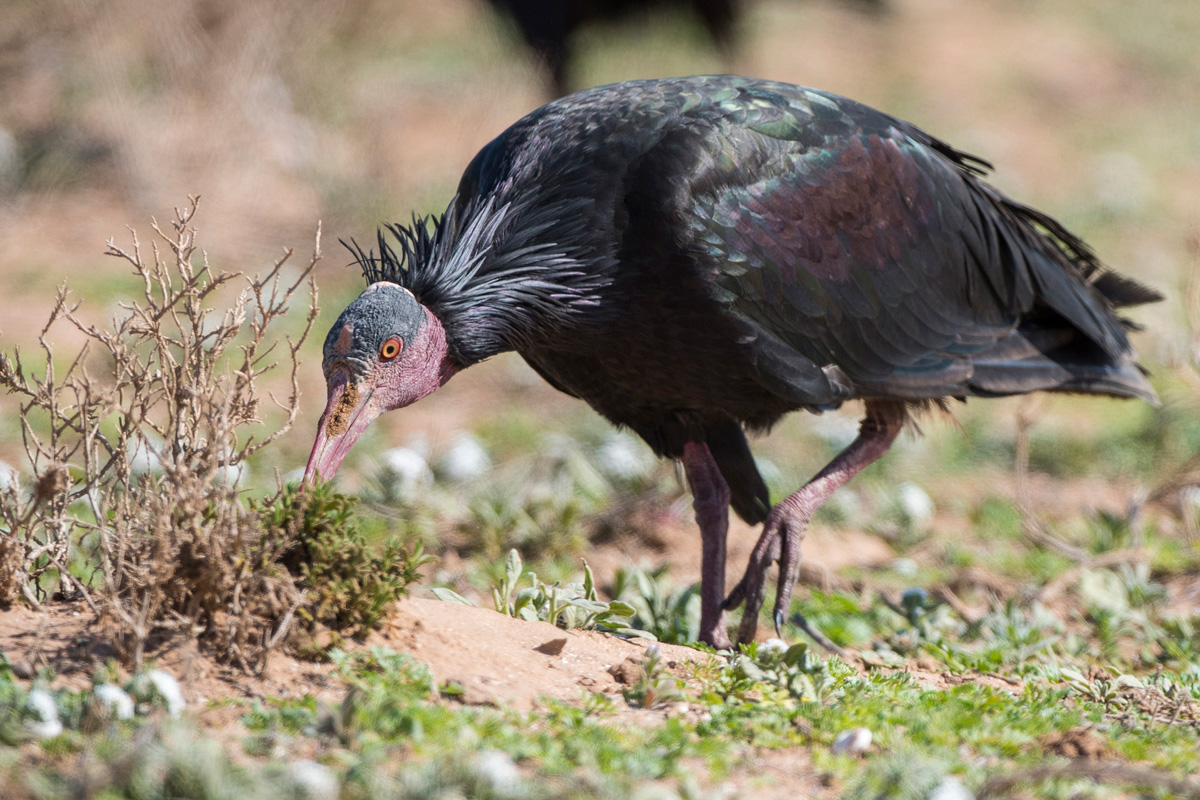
17;122;120;192
485;0;886;98
488;0;741;97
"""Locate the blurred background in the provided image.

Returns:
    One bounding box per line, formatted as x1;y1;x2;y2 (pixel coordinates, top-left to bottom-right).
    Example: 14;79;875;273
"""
1;0;1198;555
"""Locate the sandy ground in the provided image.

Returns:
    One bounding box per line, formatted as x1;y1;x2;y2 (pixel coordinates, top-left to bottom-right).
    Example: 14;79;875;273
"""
0;587;1027;798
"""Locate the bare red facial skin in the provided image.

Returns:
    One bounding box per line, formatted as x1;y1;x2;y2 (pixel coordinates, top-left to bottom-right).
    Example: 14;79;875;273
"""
303;306;458;486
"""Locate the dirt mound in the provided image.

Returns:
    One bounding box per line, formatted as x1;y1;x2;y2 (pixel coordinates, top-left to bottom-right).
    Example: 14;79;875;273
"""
369;597;709;709
0;598;710;713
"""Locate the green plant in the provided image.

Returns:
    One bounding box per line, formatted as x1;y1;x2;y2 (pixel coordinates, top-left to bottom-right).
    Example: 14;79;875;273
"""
1060;666;1145;712
459;491;591;562
612;565;700;644
620;644;686;709
842;752;954;800
435;549;647;636
261;481;434;639
740;640;844;704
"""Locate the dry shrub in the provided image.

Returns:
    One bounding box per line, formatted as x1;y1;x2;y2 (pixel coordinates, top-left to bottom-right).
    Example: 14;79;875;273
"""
0;198;320;669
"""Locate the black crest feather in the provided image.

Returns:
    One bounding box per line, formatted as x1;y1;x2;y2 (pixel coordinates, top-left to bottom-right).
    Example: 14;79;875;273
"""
342;195;614;365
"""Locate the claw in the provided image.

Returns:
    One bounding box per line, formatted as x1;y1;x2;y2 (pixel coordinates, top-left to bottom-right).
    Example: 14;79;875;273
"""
730;510;781;643
773;609;785;637
734;566;768;644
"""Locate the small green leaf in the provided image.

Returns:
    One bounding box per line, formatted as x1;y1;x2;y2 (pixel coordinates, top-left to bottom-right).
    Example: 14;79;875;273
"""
732;657;764;682
1060;667;1087;683
783;642;810;667
566;599;608;613
608;627;658;641
583;561;596;600
513;587;539;616
492;587;507;615
606;601;637;618
505;548;523;587
1113;673;1145;690
431;587;475;606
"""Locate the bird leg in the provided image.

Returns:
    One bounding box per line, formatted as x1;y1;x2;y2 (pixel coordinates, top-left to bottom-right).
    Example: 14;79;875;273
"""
681;441;733;649
725;400;908;645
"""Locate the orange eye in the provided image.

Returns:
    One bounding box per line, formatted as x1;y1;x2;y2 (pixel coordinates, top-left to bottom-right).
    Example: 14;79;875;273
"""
379;337;402;361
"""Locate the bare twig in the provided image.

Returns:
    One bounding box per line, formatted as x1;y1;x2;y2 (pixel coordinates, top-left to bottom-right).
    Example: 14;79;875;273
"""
1036;547;1153;602
1014;402;1089;562
0;201;321;670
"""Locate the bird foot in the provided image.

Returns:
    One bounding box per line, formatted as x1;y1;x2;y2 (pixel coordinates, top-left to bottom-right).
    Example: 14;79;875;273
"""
725;400;907;647
722;517;845;655
701;621;732;651
723;496;809;644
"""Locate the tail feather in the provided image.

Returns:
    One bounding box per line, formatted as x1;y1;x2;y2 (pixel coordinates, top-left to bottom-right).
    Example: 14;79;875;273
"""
966;329;1158;404
975;183;1161;359
960;187;1161;405
1091;270;1163;309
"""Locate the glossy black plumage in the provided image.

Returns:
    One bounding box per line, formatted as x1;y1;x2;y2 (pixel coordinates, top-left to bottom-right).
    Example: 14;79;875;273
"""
353;75;1158;527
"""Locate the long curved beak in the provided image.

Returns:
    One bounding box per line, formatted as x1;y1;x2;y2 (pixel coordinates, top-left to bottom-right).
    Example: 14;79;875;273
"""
303;376;381;485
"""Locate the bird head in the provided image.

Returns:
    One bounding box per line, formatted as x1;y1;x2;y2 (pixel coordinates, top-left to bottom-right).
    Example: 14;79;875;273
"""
304;282;458;484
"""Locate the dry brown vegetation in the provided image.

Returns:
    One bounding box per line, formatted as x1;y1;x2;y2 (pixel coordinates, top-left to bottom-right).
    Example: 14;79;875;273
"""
0;199;322;668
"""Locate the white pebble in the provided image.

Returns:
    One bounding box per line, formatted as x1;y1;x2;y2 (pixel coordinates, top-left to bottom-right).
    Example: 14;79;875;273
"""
436;433;492;482
930;776;975;800
594;433;654;482
891;557;919;577
758;638;789;658
288;759;340;800
831;726;873;755
94;683;135;720
26;689;63;739
378;447;434;496
147;669;186;718
897;481;935;526
473;750;520;792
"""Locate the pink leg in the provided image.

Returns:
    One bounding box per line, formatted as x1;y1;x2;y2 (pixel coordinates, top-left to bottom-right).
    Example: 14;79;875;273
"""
681;441;732;649
726;400;908;644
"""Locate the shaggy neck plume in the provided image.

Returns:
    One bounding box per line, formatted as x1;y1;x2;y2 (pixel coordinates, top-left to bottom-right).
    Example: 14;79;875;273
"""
347;194;615;367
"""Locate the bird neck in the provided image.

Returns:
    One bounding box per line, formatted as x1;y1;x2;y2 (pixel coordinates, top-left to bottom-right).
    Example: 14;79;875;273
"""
415;306;461;387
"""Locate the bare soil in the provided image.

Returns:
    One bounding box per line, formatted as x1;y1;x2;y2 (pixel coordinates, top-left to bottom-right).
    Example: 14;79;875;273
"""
0;592;1028;798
